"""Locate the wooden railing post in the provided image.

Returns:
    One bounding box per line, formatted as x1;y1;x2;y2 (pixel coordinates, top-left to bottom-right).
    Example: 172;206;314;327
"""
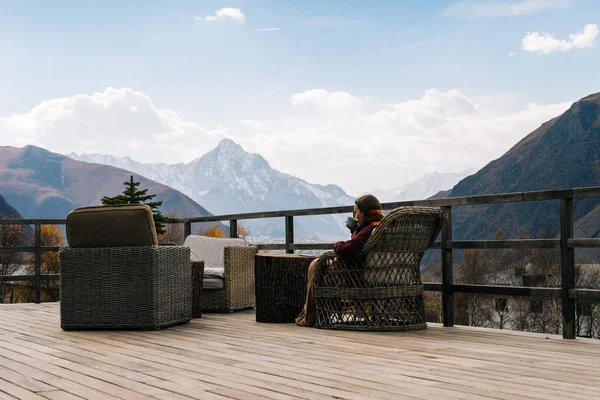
560;198;576;339
230;219;238;238
285;216;294;254
34;223;41;304
441;206;454;327
184;221;191;239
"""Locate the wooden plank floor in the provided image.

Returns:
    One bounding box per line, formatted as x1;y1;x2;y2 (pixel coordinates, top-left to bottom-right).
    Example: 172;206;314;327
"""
0;303;599;400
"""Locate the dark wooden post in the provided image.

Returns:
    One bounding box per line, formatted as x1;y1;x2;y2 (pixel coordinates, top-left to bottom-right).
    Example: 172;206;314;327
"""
560;198;576;339
184;220;191;239
441;206;454;327
34;223;41;304
230;219;238;238
285;216;294;254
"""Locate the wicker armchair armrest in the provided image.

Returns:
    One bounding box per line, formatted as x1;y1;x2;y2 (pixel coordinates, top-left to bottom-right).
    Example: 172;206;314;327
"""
314;251;337;287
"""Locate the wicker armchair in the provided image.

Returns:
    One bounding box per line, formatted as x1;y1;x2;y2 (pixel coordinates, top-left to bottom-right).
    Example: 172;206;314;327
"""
183;235;257;312
314;206;444;331
59;205;192;330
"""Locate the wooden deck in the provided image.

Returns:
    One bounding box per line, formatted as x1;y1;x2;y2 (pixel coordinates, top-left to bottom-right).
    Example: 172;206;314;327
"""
0;303;599;400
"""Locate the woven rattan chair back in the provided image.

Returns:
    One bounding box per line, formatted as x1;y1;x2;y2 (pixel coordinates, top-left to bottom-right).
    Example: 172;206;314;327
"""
362;207;444;287
314;206;444;331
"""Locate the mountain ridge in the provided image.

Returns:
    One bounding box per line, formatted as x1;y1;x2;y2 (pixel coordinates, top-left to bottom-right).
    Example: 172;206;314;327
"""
0;195;23;219
0;145;218;234
442;92;600;260
69;138;356;238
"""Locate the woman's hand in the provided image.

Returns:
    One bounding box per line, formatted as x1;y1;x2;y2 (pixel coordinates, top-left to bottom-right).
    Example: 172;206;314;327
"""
345;217;358;232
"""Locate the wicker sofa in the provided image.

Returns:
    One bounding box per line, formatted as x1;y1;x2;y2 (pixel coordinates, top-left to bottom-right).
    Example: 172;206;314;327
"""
59;205;192;330
183;235;257;312
314;206;444;331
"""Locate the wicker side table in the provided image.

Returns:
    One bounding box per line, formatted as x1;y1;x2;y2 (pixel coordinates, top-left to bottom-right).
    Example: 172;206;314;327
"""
255;253;315;323
191;260;204;318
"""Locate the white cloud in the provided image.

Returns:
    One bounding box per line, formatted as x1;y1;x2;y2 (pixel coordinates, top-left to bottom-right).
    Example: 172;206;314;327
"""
0;87;227;163
239;119;264;130
291;89;361;112
443;0;573;19
252;28;281;32
195;8;245;22
509;52;517;57
521;24;598;55
0;87;572;196
238;88;571;195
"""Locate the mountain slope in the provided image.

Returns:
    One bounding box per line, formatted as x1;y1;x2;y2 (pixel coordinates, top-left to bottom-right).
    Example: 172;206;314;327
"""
0;195;23;219
446;92;600;244
0;145;215;232
70;139;356;238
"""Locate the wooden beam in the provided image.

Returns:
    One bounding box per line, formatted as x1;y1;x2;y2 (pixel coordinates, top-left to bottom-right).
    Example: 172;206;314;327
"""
448;239;559;249
34;223;41;304
285;216;294;254
568;238;600;248
569;289;600;301
184;221;191;238
441;206;454;327
560;198;576;339
0;246;61;253
0;274;60;282
229;219;238;238
2;186;598;226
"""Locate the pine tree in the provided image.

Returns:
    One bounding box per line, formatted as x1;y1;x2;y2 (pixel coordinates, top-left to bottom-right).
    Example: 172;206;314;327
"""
101;175;167;235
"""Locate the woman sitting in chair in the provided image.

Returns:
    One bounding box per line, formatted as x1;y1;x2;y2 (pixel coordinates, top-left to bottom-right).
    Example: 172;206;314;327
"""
296;194;384;327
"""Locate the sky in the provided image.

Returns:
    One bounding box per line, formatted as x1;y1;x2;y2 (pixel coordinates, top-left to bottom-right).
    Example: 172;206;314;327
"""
0;0;599;196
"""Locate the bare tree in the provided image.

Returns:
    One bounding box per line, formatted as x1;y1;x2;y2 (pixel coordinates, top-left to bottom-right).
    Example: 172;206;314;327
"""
0;219;26;303
237;224;250;241
158;212;185;245
422;262;442;323
456;249;494;327
575;256;600;338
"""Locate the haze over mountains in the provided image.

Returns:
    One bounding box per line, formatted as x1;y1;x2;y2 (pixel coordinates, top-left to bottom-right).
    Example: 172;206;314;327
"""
372;170;475;203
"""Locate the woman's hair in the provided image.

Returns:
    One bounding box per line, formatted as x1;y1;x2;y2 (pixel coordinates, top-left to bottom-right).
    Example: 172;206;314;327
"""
355;194;382;213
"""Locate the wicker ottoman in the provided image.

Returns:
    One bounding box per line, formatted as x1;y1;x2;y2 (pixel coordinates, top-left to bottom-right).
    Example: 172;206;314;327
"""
254;253;315;323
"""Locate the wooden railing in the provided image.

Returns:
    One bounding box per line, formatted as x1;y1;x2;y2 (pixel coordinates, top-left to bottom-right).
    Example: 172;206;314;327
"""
2;186;600;338
0;219;62;304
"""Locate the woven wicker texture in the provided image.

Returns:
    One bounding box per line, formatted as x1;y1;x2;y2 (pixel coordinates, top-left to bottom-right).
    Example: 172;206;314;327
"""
255;254;315;323
191;260;204;318
60;245;192;330
202;246;258;312
314;206;444;331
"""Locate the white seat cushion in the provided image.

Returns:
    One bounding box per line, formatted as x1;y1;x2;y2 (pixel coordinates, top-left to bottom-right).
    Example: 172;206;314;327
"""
183;235;248;289
204;267;224;278
184;235;248;269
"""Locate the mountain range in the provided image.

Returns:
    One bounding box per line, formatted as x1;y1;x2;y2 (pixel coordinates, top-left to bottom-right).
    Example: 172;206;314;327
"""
372;170;475;203
69;139;357;238
0;145;218;234
2;91;599;254
68;140;472;238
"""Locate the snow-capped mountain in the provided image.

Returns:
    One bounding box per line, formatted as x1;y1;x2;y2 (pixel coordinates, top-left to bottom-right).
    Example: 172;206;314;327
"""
372;170;476;203
68;139;355;239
